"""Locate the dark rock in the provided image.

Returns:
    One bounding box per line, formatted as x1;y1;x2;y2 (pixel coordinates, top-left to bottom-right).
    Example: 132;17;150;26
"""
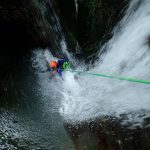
0;0;59;69
77;0;127;59
0;0;127;68
64;115;150;150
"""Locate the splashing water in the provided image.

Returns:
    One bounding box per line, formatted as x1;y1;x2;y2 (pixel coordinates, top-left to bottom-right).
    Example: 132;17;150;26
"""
32;0;150;127
59;0;150;125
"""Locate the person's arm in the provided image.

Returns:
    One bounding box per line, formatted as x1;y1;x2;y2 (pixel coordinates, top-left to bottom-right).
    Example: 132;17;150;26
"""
41;68;51;73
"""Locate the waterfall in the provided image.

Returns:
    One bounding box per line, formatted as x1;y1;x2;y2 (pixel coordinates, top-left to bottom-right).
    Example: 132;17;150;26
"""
31;0;150;128
74;0;78;18
58;0;150;127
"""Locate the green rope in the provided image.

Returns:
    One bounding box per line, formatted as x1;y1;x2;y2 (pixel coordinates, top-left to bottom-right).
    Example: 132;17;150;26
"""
63;69;150;85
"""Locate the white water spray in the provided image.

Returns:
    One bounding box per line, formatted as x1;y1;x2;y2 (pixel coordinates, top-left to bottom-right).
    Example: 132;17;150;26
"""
32;0;150;127
59;0;150;126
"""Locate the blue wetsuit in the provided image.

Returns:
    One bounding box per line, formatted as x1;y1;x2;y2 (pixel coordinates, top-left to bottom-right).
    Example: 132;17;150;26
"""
57;59;65;77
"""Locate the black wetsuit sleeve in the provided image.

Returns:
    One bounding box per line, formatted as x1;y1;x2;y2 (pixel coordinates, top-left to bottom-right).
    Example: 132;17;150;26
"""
41;68;51;73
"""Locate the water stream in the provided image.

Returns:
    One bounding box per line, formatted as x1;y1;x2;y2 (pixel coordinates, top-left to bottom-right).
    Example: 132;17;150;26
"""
1;0;150;149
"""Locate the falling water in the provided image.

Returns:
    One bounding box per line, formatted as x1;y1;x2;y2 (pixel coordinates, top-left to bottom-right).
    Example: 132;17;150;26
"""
74;0;78;18
57;0;150;127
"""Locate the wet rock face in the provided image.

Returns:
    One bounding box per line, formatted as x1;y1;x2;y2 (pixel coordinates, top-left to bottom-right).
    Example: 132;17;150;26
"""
64;117;150;150
0;0;56;47
77;0;125;56
0;0;57;69
55;0;126;59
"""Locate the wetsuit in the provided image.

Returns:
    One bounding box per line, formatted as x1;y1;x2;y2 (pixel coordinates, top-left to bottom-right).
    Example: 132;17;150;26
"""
57;59;66;77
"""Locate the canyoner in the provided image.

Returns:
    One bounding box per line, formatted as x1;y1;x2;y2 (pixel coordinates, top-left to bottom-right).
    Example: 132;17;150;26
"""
49;59;71;78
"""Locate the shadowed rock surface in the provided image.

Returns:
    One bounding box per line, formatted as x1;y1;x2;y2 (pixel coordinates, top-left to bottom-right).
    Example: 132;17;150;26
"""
0;0;125;68
55;0;126;59
3;1;149;150
64;116;150;150
0;0;58;70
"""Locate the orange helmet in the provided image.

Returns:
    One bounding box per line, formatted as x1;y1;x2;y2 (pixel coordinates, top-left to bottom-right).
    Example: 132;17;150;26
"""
49;61;58;68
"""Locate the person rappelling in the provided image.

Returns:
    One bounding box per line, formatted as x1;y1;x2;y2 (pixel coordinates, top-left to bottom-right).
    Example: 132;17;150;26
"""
49;59;70;77
43;58;70;77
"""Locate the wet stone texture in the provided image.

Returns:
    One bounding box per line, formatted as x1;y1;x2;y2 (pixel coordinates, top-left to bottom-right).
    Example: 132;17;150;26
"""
64;116;150;150
0;0;63;71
